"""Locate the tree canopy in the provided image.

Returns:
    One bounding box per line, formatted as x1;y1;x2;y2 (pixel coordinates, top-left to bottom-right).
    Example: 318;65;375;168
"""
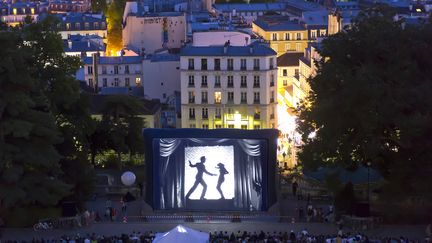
296;6;432;200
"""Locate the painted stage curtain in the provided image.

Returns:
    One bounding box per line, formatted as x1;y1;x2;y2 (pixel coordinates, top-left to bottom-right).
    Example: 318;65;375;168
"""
157;138;266;211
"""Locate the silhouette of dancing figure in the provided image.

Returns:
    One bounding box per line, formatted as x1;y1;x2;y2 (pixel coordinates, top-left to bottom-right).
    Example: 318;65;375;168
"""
185;156;216;200
216;163;229;199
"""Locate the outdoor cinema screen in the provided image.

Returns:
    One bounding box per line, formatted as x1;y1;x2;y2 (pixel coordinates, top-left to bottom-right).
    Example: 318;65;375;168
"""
143;129;278;212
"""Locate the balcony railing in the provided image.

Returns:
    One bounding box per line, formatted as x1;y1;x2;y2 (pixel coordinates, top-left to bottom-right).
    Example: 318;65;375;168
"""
227;66;234;71
240;84;247;88
202;99;208;103
215;115;221;120
189;115;195;119
188;66;194;70
188;83;195;87
201;83;207;88
253;99;260;104
202;115;208;120
227;83;234;88
188;99;195;104
240;66;247;71
253;66;260;71
214;66;220;71
214;83;221;88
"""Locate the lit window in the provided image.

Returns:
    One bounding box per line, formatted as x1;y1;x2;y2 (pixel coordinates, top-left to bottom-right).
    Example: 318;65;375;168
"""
214;91;221;103
13;8;17;15
135;77;141;86
31;8;35;14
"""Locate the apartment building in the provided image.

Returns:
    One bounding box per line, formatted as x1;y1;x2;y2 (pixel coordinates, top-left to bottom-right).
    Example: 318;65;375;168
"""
180;42;278;129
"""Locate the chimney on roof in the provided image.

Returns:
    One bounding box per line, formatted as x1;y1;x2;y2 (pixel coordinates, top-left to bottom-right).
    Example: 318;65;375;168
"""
68;39;72;49
223;40;230;54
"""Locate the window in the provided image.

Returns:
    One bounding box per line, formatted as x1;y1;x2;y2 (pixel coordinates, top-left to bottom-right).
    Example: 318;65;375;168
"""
188;91;195;103
270;58;274;69
228;125;235;129
215;108;221;119
125;65;130;74
270;107;275;119
227;59;233;70
114;78;119;87
190;124;196;128
285;44;291;51
84;22;90;30
125;78;130;87
272;33;277;41
253;59;260;70
270;91;275;103
241;92;247;103
88;78;93;86
253;76;260;88
188;58;194;70
227;76;234;87
254;107;260;119
296;33;301;40
214;91;221;104
75;23;80;29
320;29;327;36
202;124;209;129
87;66;93;74
295;69;299;77
66;23;71;30
241;125;248;129
253;92;260;103
215;124;222;128
227;92;234;102
102;66;107;74
201;91;208;103
201;58;207;70
201;76;207;87
296;43;302;52
202;108;208;119
31;8;35;14
283;80;288;86
214;75;221;87
240;59;247;70
188;75;195;87
311;30;317;39
270;74;275;87
254;125;261;129
285;33;290;40
114;65;119;74
283;69;287;76
135;77;141;86
94;22;99;29
214;58;220;70
103;78;107;87
189;108;195;119
240;76;247;87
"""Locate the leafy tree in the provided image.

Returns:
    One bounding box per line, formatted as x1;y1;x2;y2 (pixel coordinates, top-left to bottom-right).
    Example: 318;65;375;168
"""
106;0;126;55
297;6;432;201
0;32;70;210
101;95;144;165
91;0;108;13
21;16;96;206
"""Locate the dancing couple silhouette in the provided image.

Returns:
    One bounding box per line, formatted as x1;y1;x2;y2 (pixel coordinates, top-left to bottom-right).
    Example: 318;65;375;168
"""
185;156;229;200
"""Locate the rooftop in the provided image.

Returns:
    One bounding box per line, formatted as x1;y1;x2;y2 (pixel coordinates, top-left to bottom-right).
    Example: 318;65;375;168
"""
64;40;105;53
253;17;305;31
277;52;303;67
180;42;276;57
83;56;143;65
213;3;287;12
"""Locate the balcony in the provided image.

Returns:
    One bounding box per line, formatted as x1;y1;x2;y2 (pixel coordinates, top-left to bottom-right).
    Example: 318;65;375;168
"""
240;66;247;71
253;84;260;88
227;83;234;88
188;66;194;70
188;83;195;88
214;65;220;71
201;65;207;70
253;99;260;104
214;83;221;88
240;84;247;88
253;66;260;71
202;99;208;103
227;66;234;71
188;99;195;104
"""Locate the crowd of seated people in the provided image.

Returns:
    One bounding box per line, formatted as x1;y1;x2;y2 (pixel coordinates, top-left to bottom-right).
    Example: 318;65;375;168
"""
1;229;423;243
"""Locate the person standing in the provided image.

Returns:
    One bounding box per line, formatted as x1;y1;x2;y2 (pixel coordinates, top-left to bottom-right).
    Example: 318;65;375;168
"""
185;156;216;200
215;163;229;199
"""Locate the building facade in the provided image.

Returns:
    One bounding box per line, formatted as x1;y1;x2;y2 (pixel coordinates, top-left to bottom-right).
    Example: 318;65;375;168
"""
253;16;309;56
48;13;107;40
0;2;42;26
83;56;143;92
180;42;278;129
122;4;186;54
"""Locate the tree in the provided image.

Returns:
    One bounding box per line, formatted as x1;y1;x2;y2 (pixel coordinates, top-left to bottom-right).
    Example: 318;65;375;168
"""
91;0;107;13
101;95;144;165
106;0;126;55
0;32;70;210
297;6;432;201
21;15;96;206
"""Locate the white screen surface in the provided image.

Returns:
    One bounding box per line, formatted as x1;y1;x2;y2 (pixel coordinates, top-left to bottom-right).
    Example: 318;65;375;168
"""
184;145;234;200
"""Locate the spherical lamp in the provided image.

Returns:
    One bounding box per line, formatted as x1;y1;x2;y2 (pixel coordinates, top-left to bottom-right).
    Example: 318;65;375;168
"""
121;171;136;186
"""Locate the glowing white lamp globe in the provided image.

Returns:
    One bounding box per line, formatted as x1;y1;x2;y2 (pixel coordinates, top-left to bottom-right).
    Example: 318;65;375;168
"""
121;171;136;186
